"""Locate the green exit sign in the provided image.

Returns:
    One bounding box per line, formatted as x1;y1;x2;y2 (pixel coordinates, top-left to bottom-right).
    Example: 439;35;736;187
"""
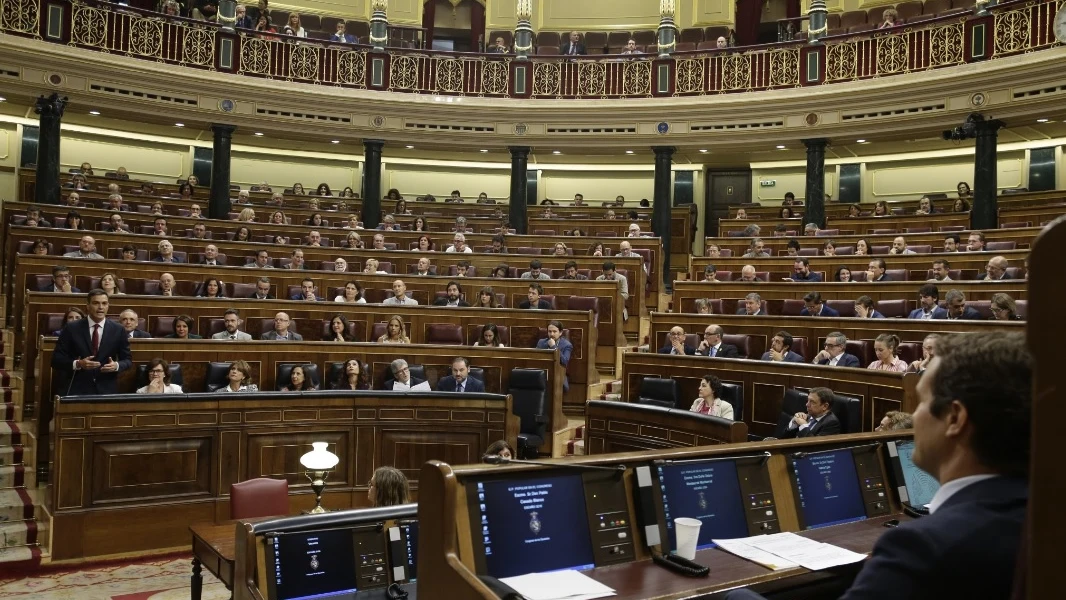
759;180;776;187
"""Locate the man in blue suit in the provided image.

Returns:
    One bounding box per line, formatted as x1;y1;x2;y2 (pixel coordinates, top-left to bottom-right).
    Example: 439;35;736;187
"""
813;331;861;367
799;291;840;317
727;331;1031;600
945;289;983;320
536;320;572;392
760;331;805;363
909;283;948;320
52;290;132;395
436;357;486;393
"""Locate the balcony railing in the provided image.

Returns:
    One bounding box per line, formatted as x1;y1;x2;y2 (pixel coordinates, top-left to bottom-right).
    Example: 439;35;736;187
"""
0;0;1059;99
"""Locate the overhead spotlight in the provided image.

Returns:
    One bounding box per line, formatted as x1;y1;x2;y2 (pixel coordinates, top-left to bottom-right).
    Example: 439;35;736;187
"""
776;145;786;149
1036;118;1049;123
0;97;6;103
480;149;489;153
855;139;866;143
405;145;415;149
625;150;634;154
331;140;340;144
698;149;708;153
552;150;561;155
88;110;101;115
174;123;185;127
254;132;264;136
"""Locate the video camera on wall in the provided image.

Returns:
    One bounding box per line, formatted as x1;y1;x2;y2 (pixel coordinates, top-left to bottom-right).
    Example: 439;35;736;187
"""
942;113;992;141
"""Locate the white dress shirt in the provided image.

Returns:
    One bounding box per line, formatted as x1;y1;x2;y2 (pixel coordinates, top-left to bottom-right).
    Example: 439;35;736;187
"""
927;474;998;513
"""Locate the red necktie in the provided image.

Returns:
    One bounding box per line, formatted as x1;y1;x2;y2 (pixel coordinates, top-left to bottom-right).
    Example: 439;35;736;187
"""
92;324;100;355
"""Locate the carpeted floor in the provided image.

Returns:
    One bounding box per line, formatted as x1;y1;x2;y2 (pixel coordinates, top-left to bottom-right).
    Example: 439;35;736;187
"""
0;556;229;599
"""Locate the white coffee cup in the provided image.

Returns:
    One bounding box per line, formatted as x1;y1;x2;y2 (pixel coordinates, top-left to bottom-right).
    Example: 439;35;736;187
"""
674;517;702;560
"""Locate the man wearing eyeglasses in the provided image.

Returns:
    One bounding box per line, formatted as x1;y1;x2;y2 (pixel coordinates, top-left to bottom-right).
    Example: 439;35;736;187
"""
658;327;696;355
812;332;861;367
695;325;739;358
977;256;1010;281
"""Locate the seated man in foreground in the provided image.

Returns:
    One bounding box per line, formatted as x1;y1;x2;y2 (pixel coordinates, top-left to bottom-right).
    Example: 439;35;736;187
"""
728;330;1031;600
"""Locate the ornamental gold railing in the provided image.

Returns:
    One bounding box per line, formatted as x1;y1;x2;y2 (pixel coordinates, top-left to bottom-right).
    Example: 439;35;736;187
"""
0;0;1060;98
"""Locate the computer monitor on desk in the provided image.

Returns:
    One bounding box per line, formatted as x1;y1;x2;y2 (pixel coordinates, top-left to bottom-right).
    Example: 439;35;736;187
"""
787;445;891;530
267;526;362;600
886;440;940;511
464;470;636;579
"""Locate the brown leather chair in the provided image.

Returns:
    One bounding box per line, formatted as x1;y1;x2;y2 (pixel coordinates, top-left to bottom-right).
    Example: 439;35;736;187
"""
814;229;840;237
426;323;464;345
870;228;897;235
231;282;259;298
152;316;177;337
826;299;856;317
939;225;966;232
406;263;437;275
999;222;1031;229
468;324;510;346
910;245;933;254
723;333;761;359
790;336;810;361
847;340;875;367
884;269;909;281
904;227;931;233
896;342;923;366
567;296;600;327
230;478;289;520
876;299;909;318
986;241;1017;251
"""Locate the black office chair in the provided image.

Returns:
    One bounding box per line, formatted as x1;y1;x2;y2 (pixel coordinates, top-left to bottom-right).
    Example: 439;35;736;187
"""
134;363;184;389
508;368;549;459
831;394;862;434
637;378;679;409
275;363;322;391
205;362;234;392
718;382;743;422
773;389;810;439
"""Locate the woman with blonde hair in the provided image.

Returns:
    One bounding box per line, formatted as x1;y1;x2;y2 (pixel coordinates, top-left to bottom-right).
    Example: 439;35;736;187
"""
284;13;307;37
377;315;410;344
237;208;256;222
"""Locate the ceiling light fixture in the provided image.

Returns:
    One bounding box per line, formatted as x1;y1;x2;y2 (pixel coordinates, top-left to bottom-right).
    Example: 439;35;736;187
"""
776;145;786;149
480;149;489;153
88;110;101;115
405;145;414;149
625;150;634;154
552;150;561;155
254;132;264;136
331;140;340;144
174;122;185;127
1036;118;1049;123
856;139;867;143
0;97;6;103
699;149;708;153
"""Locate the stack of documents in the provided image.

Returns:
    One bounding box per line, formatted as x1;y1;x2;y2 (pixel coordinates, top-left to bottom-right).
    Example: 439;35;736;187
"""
712;532;867;571
500;569;616;600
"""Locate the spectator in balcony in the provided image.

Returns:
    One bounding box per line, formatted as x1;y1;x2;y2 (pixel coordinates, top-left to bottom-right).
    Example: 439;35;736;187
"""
234;4;253;28
621;39;642;55
716;36;728;49
446;190;464;203
832;266;854;282
331;21;358;43
990;293;1022;321
335;281;366;304
255;14;277;38
854;295;885;319
868;334;908;372
192;1;218;22
560;31;587;55
165;315;202;339
489;37;509;53
333;358;369;390
161;0;180;17
877;8;902;28
137;359;184;394
283;13;307;37
689;375;733;419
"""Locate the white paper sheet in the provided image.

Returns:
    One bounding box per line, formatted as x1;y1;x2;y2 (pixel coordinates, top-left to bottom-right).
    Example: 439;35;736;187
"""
711;538;800;570
725;532;867;572
500;569;616;600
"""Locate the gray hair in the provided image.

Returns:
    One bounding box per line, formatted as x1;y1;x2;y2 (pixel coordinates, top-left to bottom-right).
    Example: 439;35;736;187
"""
390;358;408;376
804;223;820;233
945;289;965;303
827;331;847;345
741;224;761;236
744;292;761;302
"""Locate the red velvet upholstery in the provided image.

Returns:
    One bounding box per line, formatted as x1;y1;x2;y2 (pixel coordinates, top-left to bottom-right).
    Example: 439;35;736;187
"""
425;323;464;345
230;477;289;520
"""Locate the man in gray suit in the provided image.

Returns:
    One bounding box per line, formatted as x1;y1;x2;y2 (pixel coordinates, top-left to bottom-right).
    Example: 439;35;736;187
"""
261;312;303;341
63;236;105;260
596;261;629;321
211;308;253;340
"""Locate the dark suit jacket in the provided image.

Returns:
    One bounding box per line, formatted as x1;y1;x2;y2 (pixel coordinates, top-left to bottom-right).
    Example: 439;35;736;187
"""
760;350;805;363
839;477;1027;600
128;330;152;339
153;255;185;263
436;376;486;393
433;298;471;307
38;284;82;293
817;353;861;367
519;299;553;310
735;308;763;316
537;337;573;392
781;411;841;438
949;306;983;320
800;305;840;317
248;293;276;300
909;307;948;319
52;319;132;395
696;343;739;358
289;294;323;301
559;42;587;55
658;344;696;356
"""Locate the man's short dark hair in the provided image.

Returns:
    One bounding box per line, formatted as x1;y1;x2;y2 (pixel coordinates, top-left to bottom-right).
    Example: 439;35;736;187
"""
775;330;794;349
795;257;810;267
491;234;505;244
704;264;717;274
447;280;462;292
86;288;108;303
810;387;834;406
257;276;271;284
919;283;940;299
122;244;136;253
452;356;469;368
803;291;822;303
224;308;240;318
787;239;801;251
301;277;315;286
602;261;616;271
971;231;986;242
53;265;70;276
870;258;887;270
530;259;542;269
528;282;543;294
945;233;961;244
784;192;796;200
565;260;578;270
928;332;1031;477
933;258;951;269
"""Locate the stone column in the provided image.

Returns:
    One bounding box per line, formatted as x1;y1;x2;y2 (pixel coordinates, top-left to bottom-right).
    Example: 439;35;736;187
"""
803;138;828;229
508;146;530;234
656;0;677;58
208;124;236;220
513;0;533;61
362;139;385;229
972;117;1005;230
34;93;67;206
807;0;829;43
217;0;236;31
370;0;389;51
653;146;675;292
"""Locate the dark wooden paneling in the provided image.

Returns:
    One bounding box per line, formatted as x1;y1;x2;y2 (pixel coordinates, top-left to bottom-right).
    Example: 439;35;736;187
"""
584;401;748;455
90;436;213;503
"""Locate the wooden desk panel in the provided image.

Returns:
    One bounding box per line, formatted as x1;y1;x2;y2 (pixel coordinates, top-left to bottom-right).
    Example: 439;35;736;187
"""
703;227;1040;256
718;212;971;236
672;281;1028;314
51;391;519;560
38;342;561;480
728;190;1066;219
13;255;625;373
997;203;1066;227
620;352;914;437
584;400;748;455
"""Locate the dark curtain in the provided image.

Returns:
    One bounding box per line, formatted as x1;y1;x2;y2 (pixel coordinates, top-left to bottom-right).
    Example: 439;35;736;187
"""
735;0;766;46
422;0;436;48
470;0;485;52
787;0;801;19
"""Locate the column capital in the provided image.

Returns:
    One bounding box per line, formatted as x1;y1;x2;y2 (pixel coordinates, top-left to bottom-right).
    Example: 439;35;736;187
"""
802;138;829;148
652;146;677;157
211;123;237;135
34;93;68;118
363;139;386;151
508;146;531;156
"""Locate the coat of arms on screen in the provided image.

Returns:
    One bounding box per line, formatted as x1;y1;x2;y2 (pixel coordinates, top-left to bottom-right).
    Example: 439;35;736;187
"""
310;554;320;570
529;512;542;534
824;475;832;492
698;491;708;510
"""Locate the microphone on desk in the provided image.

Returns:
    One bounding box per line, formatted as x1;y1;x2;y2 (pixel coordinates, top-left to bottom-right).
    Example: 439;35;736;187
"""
482;455;626;476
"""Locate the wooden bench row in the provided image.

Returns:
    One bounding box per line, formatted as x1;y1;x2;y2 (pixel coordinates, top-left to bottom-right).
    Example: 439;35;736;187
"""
702;226;1041;256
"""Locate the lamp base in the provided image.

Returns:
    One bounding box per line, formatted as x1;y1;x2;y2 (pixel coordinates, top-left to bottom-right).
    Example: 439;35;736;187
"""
303;472;329;514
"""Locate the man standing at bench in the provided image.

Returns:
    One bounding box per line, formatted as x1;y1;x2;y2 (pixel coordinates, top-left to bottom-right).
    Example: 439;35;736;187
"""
52;290;132;395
